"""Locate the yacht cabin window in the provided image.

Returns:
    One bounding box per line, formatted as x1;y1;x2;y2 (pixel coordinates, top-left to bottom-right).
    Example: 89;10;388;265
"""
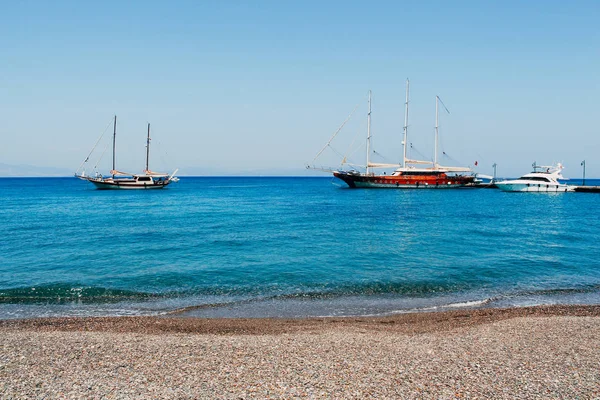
520;176;551;182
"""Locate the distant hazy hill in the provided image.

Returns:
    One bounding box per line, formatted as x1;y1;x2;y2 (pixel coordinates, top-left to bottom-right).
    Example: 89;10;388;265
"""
178;166;330;177
0;163;73;177
0;163;330;177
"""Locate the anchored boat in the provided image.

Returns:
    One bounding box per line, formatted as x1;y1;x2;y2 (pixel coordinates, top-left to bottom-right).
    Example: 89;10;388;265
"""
75;116;178;190
495;163;574;193
327;80;474;189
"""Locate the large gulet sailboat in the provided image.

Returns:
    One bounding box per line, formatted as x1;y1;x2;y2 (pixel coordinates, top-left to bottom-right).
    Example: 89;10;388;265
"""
76;116;178;189
332;80;475;189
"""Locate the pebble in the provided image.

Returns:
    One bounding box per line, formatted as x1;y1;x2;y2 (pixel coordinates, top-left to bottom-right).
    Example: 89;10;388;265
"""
0;305;599;398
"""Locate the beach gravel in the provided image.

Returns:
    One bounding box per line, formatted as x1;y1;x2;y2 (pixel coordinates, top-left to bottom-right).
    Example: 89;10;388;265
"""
0;306;599;399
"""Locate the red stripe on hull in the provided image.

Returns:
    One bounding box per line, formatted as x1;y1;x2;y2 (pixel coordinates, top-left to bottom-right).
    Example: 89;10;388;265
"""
333;172;474;188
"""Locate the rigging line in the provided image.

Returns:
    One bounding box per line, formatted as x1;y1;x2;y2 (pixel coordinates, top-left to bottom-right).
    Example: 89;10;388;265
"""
372;149;393;162
330;176;344;187
143;125;171;172
344;142;366;166
439;134;446;155
435;98;450;153
312;103;359;163
328;144;347;160
437;127;462;166
438;130;465;166
440;150;463;166
341;126;364;166
409;143;432;162
437;97;451;114
149;128;171;171
75;118;113;174
93;143;110;170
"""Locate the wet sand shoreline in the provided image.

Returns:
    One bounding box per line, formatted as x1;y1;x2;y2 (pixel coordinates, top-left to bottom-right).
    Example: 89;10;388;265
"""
1;304;598;335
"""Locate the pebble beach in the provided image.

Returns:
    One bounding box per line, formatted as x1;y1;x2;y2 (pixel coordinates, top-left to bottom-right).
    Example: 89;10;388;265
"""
1;305;599;399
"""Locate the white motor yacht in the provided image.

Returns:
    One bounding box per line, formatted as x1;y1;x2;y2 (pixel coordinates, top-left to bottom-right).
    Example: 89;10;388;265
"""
495;163;574;192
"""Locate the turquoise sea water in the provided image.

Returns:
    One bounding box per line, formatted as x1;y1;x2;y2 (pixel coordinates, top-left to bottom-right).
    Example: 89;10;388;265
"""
1;177;599;319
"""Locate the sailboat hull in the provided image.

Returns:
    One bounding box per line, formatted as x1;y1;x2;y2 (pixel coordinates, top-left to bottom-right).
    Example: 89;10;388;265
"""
334;171;475;189
83;177;171;190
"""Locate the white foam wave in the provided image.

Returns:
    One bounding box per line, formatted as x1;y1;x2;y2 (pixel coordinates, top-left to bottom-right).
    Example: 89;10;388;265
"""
445;298;492;308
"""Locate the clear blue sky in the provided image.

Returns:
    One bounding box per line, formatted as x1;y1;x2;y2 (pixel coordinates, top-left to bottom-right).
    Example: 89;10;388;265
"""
1;0;598;177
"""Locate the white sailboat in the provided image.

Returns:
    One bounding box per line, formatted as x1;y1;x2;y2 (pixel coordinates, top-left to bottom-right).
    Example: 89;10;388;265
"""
76;116;178;189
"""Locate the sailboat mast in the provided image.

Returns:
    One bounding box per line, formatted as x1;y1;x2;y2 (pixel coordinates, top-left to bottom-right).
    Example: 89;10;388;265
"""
112;115;117;177
434;96;439;168
146;123;150;172
366;90;372;175
403;79;409;168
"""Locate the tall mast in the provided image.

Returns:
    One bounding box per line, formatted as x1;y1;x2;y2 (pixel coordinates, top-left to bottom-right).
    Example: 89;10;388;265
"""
403;79;409;168
434;96;439;168
145;123;150;172
112;115;117;177
366;90;372;175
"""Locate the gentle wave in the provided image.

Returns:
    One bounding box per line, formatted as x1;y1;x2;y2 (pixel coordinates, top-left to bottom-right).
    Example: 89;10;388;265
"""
445;298;494;308
168;285;600;317
386;298;496;314
0;284;158;304
3;281;599;306
0;280;470;304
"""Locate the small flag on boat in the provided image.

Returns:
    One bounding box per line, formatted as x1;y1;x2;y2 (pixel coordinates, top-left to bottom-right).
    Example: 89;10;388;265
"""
474;161;478;166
